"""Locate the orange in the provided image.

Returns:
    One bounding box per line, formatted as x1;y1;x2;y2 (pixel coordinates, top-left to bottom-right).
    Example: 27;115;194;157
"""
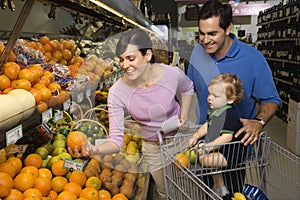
51;176;68;193
79;187;98;200
28;68;41;84
3;62;20;80
30;64;44;78
23;188;42;200
6;156;23;174
43;71;54;82
39;36;50;45
47;82;61;93
111;193;128;200
46;190;57;200
57;190;77;200
175;153;189;169
7;52;17;62
85;176;101;190
0;74;11;90
24;154;43;169
39;87;52;101
62;49;72;61
67;131;88;152
13;173;35;192
20;166;39;178
43;43;55;53
38;168;52;180
14;79;31;90
33;83;46;90
18;69;34;84
5;188;23;200
63;182;82;197
38;76;50;87
98;190;111;199
68;170;87;188
51;160;68;176
34;177;52;197
0;161;16;178
29;88;42;104
0;172;14;197
52;50;62;62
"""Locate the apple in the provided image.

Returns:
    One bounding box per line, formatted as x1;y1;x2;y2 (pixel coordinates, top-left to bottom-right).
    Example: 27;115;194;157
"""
185;148;197;164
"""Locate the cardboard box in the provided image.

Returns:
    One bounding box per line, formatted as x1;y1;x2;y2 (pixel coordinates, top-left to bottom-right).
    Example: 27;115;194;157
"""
288;99;300;133
286;126;300;156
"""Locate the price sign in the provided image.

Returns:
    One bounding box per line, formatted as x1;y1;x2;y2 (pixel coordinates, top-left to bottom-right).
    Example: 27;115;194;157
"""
7;144;28;155
42;108;53;123
6;124;23;146
77;92;83;103
54;110;63;122
63;99;71;111
63;159;84;171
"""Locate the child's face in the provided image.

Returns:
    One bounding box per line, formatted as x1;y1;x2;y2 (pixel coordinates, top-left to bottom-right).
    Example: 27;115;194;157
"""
207;82;229;110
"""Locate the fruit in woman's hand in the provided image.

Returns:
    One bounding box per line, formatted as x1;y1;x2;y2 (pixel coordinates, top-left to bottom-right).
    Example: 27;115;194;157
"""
67;131;88;152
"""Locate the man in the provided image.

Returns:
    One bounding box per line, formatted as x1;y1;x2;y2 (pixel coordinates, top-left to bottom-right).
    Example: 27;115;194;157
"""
187;0;281;196
188;0;280;145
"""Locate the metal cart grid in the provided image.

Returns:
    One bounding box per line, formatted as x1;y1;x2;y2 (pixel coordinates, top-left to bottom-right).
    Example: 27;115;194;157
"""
159;132;300;200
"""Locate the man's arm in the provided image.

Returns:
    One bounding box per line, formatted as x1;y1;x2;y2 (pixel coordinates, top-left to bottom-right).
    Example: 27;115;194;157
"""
235;102;279;145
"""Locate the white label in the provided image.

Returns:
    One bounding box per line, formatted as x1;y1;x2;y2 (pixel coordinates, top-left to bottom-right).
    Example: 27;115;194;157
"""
7;144;28;154
63;99;71;111
63;159;84;171
54;110;64;122
6;124;23;146
70;102;76;114
42;108;53;123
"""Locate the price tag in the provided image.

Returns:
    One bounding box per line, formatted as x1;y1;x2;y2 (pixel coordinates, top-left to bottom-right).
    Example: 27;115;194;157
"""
63;159;84;171
54;110;64;122
6;124;23;146
63;99;71;111
77;92;83;103
86;89;91;97
99;82;103;90
7;144;28;155
42;108;53;123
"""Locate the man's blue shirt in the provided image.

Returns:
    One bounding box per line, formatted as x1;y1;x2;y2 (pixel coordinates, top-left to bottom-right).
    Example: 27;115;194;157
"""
187;33;281;124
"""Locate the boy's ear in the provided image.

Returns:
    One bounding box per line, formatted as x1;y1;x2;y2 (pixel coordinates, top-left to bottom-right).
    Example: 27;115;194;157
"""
227;97;235;104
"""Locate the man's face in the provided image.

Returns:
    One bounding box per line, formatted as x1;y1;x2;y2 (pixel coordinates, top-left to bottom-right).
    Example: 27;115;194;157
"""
199;16;231;59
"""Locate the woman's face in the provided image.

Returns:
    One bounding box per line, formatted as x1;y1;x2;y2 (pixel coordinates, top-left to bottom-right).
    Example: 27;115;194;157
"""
207;82;228;110
119;44;152;80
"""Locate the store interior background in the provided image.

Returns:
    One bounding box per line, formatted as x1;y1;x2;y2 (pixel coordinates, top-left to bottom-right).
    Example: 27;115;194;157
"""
0;0;291;150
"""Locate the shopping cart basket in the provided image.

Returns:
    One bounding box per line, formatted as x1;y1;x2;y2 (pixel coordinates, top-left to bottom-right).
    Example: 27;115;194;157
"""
158;131;300;200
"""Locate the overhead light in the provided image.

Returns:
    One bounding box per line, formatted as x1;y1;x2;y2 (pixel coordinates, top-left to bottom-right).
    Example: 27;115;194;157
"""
89;0;145;29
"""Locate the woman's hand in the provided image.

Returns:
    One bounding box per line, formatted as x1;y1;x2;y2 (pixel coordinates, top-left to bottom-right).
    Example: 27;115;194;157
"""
68;141;93;158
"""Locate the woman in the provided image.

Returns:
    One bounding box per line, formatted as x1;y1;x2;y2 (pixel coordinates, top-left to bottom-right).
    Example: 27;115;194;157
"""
69;28;194;199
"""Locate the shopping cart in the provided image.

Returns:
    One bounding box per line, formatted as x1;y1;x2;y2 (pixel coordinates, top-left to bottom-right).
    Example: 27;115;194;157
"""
158;130;300;200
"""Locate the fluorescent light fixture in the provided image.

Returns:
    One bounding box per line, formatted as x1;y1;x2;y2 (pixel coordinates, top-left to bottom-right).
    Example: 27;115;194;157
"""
89;0;145;29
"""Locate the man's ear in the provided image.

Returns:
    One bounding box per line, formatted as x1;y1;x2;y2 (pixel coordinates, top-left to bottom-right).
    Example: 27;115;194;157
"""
226;23;233;36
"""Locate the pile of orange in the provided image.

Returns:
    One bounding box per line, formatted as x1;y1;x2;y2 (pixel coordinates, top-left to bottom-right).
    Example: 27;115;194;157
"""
0;61;67;109
0;151;132;200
